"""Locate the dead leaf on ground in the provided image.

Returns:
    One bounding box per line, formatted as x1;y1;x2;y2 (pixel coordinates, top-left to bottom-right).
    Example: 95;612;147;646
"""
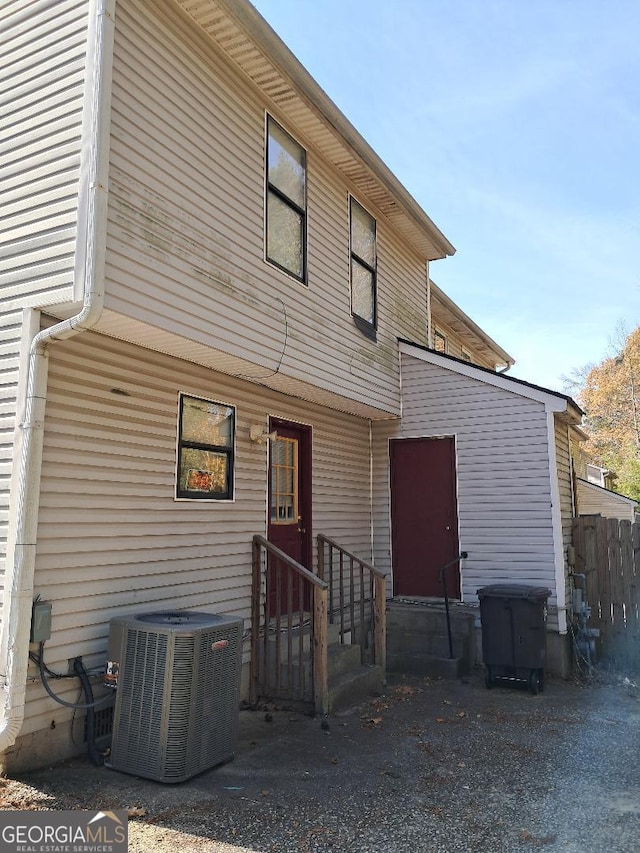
362;716;383;728
393;685;416;697
127;806;148;818
519;829;557;847
331;756;339;765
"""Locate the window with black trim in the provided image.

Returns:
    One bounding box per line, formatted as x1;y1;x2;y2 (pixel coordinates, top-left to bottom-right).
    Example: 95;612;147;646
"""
266;116;307;281
176;395;235;500
350;197;377;336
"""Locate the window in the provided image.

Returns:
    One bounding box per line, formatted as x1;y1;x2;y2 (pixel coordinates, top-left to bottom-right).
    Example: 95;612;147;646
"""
270;436;298;523
350;197;377;336
176;395;235;500
266;116;306;281
434;330;447;353
461;349;472;362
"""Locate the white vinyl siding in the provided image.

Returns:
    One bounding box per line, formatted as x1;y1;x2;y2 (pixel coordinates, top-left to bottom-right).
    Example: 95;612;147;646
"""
1;0;88;311
372;352;560;622
103;0;429;417
23;328;372;735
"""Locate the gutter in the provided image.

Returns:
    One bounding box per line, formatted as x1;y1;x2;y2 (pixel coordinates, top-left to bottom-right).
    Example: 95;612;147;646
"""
0;0;115;755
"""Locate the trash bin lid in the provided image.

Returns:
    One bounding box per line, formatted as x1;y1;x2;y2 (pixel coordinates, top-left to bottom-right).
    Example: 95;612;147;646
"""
477;583;551;600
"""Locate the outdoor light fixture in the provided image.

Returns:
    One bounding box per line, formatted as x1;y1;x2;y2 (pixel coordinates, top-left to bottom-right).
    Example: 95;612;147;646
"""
249;425;278;444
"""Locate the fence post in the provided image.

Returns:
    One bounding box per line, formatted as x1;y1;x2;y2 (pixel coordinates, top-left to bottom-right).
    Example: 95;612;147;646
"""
374;573;387;677
317;535;324;580
313;585;328;716
250;536;262;706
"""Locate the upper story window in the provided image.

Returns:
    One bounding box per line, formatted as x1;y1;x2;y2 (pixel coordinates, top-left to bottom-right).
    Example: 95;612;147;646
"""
266;116;307;282
350;197;377;337
434;330;447;353
176;394;235;500
585;464;606;487
461;349;472;362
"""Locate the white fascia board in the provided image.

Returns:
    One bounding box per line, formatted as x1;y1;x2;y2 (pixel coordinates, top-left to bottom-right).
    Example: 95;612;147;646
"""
399;341;568;413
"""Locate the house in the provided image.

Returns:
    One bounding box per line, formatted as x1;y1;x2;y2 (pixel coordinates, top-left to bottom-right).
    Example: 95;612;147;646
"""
1;0;583;772
572;454;637;522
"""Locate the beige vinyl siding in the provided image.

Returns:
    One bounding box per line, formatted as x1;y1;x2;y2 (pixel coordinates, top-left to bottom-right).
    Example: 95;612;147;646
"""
0;311;26;612
23;328;371;735
104;0;429;417
554;420;574;590
576;479;636;522
373;353;559;619
429;317;495;370
371;418;398;599
1;0;88;311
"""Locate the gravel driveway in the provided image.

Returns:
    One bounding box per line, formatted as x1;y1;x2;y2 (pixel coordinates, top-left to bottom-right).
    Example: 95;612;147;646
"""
1;670;639;852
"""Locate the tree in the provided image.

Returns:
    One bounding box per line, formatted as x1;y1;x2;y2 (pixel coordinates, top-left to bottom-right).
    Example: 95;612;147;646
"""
576;325;640;502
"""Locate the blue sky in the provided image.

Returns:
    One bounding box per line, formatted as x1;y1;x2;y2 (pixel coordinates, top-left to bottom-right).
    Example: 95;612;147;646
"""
251;0;640;393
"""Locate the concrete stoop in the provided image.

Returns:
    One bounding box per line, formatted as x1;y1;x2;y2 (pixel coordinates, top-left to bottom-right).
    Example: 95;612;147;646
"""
260;630;384;713
326;643;384;713
386;599;476;679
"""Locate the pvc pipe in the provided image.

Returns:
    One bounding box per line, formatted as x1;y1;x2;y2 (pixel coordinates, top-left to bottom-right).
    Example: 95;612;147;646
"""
0;0;115;756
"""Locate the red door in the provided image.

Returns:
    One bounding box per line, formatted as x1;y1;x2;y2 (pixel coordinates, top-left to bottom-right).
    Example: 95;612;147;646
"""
267;419;312;613
390;436;460;599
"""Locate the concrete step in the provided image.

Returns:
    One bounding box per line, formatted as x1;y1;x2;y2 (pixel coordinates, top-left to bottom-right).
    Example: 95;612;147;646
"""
386;650;466;679
327;642;362;680
386;602;475;635
386;598;476;678
260;640;371;702
328;664;384;714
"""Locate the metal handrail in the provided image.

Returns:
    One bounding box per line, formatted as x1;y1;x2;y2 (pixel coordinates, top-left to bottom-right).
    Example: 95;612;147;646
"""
438;551;468;659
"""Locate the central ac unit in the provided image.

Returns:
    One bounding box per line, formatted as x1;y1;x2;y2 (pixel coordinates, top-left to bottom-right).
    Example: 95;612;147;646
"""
106;610;243;783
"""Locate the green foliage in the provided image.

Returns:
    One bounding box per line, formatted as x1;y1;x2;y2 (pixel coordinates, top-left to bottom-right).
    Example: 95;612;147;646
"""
577;325;640;503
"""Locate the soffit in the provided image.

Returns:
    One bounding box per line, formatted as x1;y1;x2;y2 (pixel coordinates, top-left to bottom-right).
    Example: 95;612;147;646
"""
174;0;455;262
430;288;514;370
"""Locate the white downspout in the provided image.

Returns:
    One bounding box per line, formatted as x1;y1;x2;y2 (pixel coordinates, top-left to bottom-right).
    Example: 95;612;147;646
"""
0;0;115;755
426;262;432;348
546;408;568;634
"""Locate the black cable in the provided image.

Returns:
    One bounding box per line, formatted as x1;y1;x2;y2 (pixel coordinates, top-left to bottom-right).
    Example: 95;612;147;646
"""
29;650;74;679
36;642;112;710
73;657;105;766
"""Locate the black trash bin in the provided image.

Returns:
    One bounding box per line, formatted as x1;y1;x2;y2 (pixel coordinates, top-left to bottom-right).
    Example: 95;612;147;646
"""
477;584;551;694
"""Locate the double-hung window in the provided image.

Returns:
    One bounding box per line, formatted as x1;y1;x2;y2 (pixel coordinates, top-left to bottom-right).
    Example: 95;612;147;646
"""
350;197;377;337
266;116;307;282
176;394;235;500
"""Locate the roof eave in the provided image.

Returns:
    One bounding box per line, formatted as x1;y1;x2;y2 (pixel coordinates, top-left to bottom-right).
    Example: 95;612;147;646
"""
211;0;456;261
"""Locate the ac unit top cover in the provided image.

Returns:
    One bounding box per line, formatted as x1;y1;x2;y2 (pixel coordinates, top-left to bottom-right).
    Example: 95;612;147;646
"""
128;610;240;628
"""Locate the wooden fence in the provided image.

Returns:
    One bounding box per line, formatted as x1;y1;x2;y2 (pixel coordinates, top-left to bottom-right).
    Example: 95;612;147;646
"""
572;516;640;670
